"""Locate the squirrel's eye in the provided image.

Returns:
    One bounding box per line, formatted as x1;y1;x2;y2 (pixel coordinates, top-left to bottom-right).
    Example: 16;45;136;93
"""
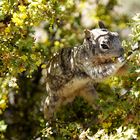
100;44;109;51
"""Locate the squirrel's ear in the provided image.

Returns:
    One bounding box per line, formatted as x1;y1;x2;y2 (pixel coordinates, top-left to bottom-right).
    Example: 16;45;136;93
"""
98;21;106;29
84;29;91;39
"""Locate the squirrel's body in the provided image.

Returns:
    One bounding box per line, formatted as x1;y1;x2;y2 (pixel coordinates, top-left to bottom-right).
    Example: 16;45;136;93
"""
44;22;125;119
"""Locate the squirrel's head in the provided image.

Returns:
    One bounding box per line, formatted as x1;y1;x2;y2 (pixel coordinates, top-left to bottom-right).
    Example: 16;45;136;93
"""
78;21;126;80
83;21;124;65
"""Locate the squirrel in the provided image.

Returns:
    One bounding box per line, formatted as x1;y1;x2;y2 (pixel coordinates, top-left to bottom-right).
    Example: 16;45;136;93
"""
43;21;126;120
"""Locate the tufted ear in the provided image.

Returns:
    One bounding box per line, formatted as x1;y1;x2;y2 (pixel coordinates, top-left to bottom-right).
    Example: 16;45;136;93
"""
98;21;106;29
84;29;91;39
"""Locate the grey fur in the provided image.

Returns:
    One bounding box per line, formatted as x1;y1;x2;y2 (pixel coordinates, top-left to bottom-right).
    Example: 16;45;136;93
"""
44;23;125;119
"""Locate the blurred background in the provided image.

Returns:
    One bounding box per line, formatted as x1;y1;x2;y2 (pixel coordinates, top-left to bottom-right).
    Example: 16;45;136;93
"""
0;0;140;140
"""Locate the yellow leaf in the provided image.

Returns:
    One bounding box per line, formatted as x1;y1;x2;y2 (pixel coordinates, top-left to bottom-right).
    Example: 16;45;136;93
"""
18;5;26;12
19;67;26;73
21;55;28;61
5;27;10;33
54;41;60;47
20;13;27;20
41;64;46;69
31;54;36;60
35;59;41;66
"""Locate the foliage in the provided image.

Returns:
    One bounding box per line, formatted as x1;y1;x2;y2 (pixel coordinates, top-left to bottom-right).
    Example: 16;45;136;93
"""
0;0;139;139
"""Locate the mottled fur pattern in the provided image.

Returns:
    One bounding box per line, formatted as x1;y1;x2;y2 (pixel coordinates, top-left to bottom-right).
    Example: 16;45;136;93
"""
44;22;125;119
